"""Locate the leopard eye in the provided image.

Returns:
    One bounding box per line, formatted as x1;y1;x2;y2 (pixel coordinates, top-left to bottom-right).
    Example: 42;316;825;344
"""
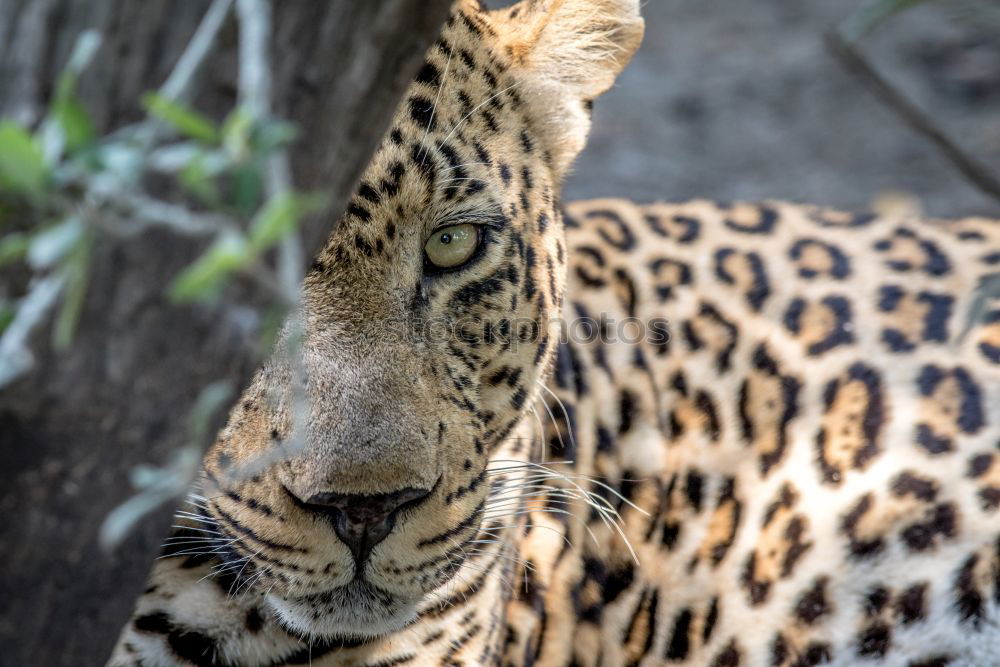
424;224;479;269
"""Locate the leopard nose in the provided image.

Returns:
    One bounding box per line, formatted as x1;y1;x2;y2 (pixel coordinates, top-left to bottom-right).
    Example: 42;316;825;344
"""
303;487;433;563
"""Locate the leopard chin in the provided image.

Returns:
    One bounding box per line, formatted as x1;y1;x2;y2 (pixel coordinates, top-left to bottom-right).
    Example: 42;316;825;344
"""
266;580;420;640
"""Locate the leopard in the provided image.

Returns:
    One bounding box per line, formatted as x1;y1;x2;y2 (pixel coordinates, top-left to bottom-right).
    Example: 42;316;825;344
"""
109;0;1000;665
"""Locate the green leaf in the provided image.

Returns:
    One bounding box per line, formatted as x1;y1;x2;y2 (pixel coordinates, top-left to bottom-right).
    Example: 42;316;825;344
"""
222;108;253;160
179;154;221;207
0;232;29;266
0;121;47;197
52;228;93;349
53;98;96;153
142;92;220;144
248;192;327;252
231;163;263;218
253;120;298;153
43;31;101;159
27;217;84;270
58;30;102;94
168;231;251;303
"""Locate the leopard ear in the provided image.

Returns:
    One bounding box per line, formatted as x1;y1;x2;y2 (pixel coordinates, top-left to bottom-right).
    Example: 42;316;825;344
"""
499;0;643;97
491;0;644;172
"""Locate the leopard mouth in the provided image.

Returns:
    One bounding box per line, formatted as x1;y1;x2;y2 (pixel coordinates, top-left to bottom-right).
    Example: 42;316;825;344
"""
267;578;420;639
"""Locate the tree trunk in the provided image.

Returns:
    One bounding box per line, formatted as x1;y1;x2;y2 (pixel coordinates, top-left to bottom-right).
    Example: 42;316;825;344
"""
0;1;451;664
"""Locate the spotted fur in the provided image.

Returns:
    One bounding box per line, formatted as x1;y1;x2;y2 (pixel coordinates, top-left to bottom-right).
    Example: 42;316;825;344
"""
110;1;1000;666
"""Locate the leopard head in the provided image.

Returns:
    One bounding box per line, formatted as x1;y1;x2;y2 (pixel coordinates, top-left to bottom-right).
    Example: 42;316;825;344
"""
198;0;643;639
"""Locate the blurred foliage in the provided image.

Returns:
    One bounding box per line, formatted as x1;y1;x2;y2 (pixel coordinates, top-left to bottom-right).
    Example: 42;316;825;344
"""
0;30;324;383
99;380;233;549
0;0;334;550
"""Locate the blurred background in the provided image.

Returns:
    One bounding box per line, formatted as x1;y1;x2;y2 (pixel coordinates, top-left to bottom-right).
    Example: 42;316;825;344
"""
498;0;1000;217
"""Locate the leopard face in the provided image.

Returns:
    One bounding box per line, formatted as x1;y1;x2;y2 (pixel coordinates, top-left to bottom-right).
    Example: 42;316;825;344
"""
191;0;643;640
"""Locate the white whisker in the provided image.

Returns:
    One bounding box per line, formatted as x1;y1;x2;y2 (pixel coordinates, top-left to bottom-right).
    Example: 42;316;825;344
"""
538;383;578;454
441;162;488;171
418;51;453;165
439;83;518;147
227;546;263;600
169;525;221;535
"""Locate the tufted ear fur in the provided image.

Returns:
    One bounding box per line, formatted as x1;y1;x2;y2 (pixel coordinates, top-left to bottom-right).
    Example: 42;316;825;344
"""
490;0;644;172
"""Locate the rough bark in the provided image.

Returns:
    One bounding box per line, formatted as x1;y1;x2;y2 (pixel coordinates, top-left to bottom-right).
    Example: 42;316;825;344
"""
0;1;451;664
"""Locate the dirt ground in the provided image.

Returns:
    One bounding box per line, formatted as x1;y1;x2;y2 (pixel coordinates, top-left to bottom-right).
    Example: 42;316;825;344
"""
532;1;1000;218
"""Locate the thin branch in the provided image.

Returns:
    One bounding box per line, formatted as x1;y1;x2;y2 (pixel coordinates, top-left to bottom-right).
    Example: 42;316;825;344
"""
131;0;234;150
160;0;235;104
0;275;65;387
235;0;302;303
838;0;930;42
92;190;235;237
235;0;271;120
826;29;1000;205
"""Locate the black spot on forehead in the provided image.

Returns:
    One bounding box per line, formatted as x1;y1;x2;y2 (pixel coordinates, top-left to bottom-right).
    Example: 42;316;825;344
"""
520;129;534;153
409;96;437;131
481;109;499;133
357;182;381;205
347;201;372;223
457;10;485;37
414;61;441;88
459;48;476;70
472;140;491;166
354;234;373;257
456;90;474;118
435;37;452;58
409;143;436;189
